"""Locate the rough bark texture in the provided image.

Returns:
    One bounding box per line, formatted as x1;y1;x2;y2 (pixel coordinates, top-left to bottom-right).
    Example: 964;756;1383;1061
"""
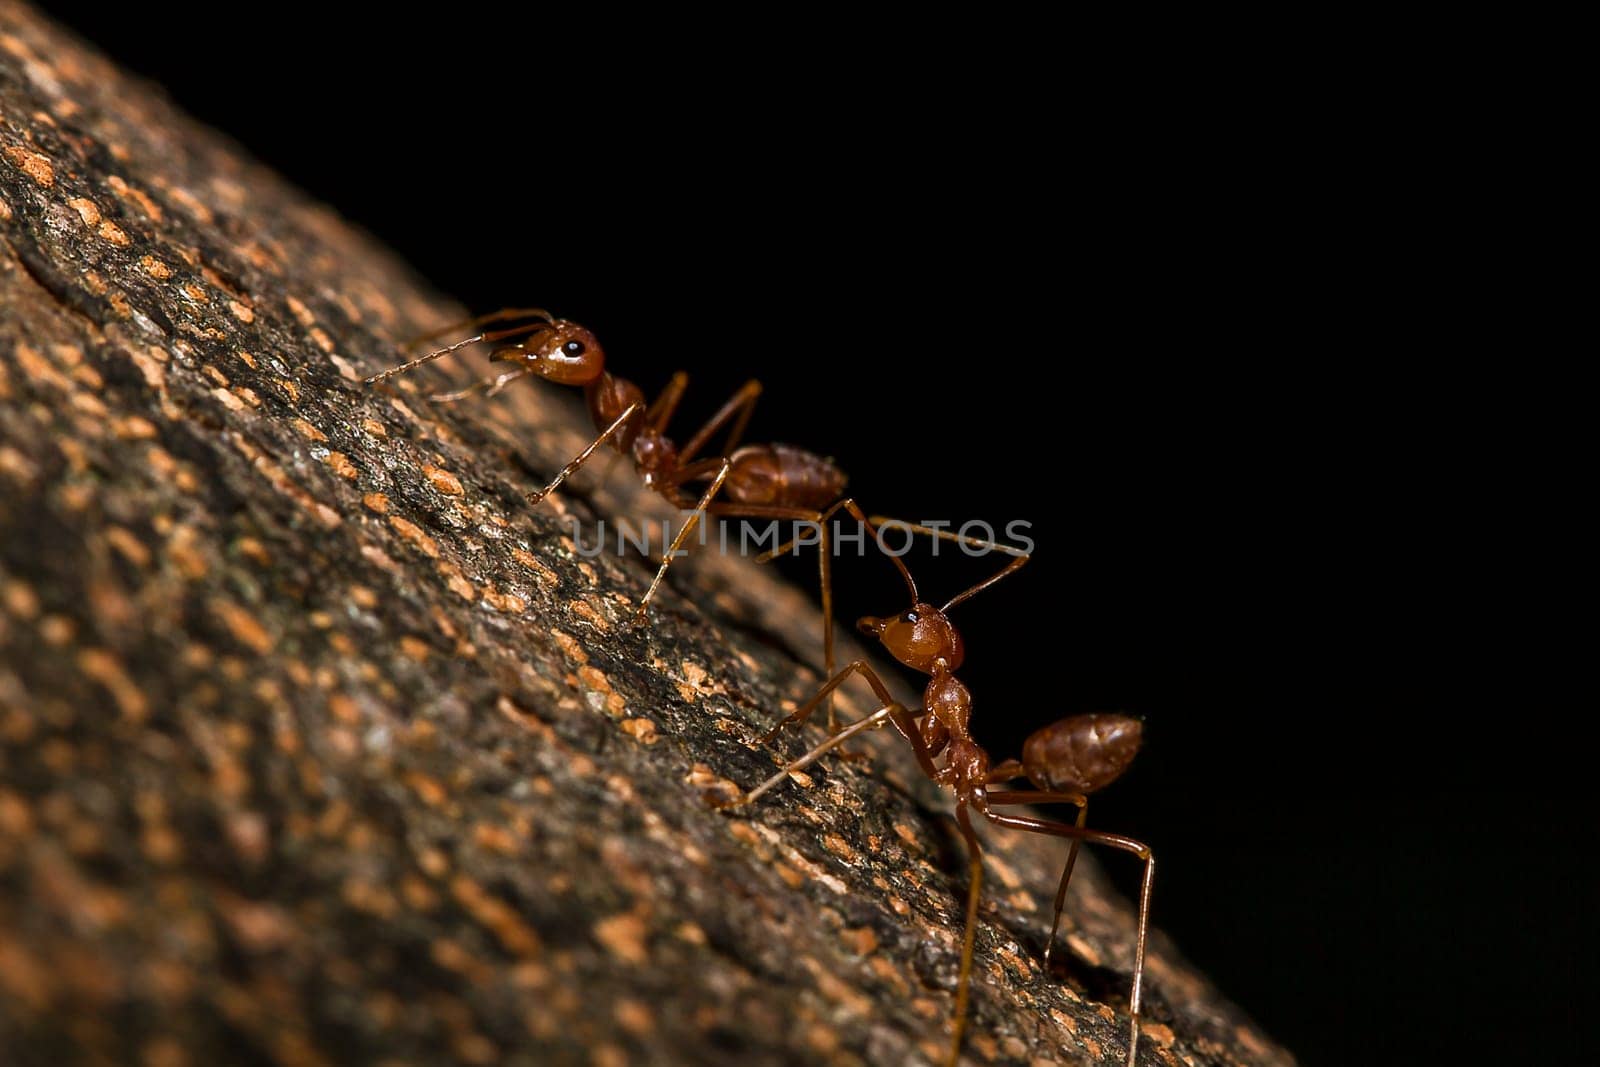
0;7;1293;1066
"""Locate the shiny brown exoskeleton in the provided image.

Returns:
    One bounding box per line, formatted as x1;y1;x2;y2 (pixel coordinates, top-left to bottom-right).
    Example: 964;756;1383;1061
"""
365;309;876;711
736;525;1154;1067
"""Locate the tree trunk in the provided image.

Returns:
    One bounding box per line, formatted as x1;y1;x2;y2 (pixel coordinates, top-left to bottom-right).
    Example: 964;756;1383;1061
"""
0;6;1292;1065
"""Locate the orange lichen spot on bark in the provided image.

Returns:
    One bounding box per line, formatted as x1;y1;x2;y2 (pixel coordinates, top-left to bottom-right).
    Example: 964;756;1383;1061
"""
105;526;151;567
4;143;53;185
285;295;316;327
290;418;327;443
0;446;38;485
66;197;101;225
592;911;650;966
437;562;478;602
482;589;527;614
166;526;209;579
423;465;464;495
106;174;162;220
550;629;588;665
77;648;148;723
451;876;542;958
210;598;274;655
113;415;158;440
13;343;71;391
619;718;660;745
613;998;655;1038
387;516;439;558
323;452;357;479
2;580;40;620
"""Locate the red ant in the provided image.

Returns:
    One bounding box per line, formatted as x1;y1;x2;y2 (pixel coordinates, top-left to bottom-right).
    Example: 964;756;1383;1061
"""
731;523;1154;1067
365;309;892;725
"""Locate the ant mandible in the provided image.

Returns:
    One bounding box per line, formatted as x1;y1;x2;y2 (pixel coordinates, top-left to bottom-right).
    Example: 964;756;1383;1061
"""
732;523;1154;1067
366;309;896;726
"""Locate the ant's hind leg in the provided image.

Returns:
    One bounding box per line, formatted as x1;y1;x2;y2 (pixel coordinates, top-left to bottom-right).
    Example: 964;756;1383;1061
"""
985;789;1089;966
981;802;1154;1067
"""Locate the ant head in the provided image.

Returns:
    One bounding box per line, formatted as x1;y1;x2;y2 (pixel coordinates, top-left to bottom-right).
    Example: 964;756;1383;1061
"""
857;603;964;674
491;320;604;385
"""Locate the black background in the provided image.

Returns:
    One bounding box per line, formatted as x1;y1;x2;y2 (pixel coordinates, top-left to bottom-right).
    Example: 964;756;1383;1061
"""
34;8;1581;1064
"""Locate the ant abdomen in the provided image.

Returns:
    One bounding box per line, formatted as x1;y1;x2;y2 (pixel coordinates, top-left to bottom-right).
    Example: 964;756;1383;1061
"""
1021;713;1143;794
725;444;846;510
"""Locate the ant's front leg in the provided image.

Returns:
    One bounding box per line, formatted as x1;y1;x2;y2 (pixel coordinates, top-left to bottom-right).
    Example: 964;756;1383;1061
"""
758;659;896;744
528;403;641;506
739;697;940;806
633;458;732;620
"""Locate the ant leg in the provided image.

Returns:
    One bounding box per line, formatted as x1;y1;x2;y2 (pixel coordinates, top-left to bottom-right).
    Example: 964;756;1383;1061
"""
529;402;641;505
364;322;553;386
818;518;837;730
985;789;1089;966
758;659;894;744
741;698;937;806
704;497;915;738
428;367;531;404
756;498;921;604
757;660;943;782
741;705;894;804
405;307;554;348
635;459;732;619
868;517;1030;612
678;380;762;465
948;804;986;1067
980;801;1154;1067
646;371;690;432
740;497;918;734
985;759;1025;783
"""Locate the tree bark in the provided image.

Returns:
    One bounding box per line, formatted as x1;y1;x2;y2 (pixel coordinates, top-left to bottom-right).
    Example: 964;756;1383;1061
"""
0;6;1292;1065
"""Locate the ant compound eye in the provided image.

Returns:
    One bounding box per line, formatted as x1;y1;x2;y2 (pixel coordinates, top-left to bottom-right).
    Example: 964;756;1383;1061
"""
563;340;587;357
902;612;918;624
